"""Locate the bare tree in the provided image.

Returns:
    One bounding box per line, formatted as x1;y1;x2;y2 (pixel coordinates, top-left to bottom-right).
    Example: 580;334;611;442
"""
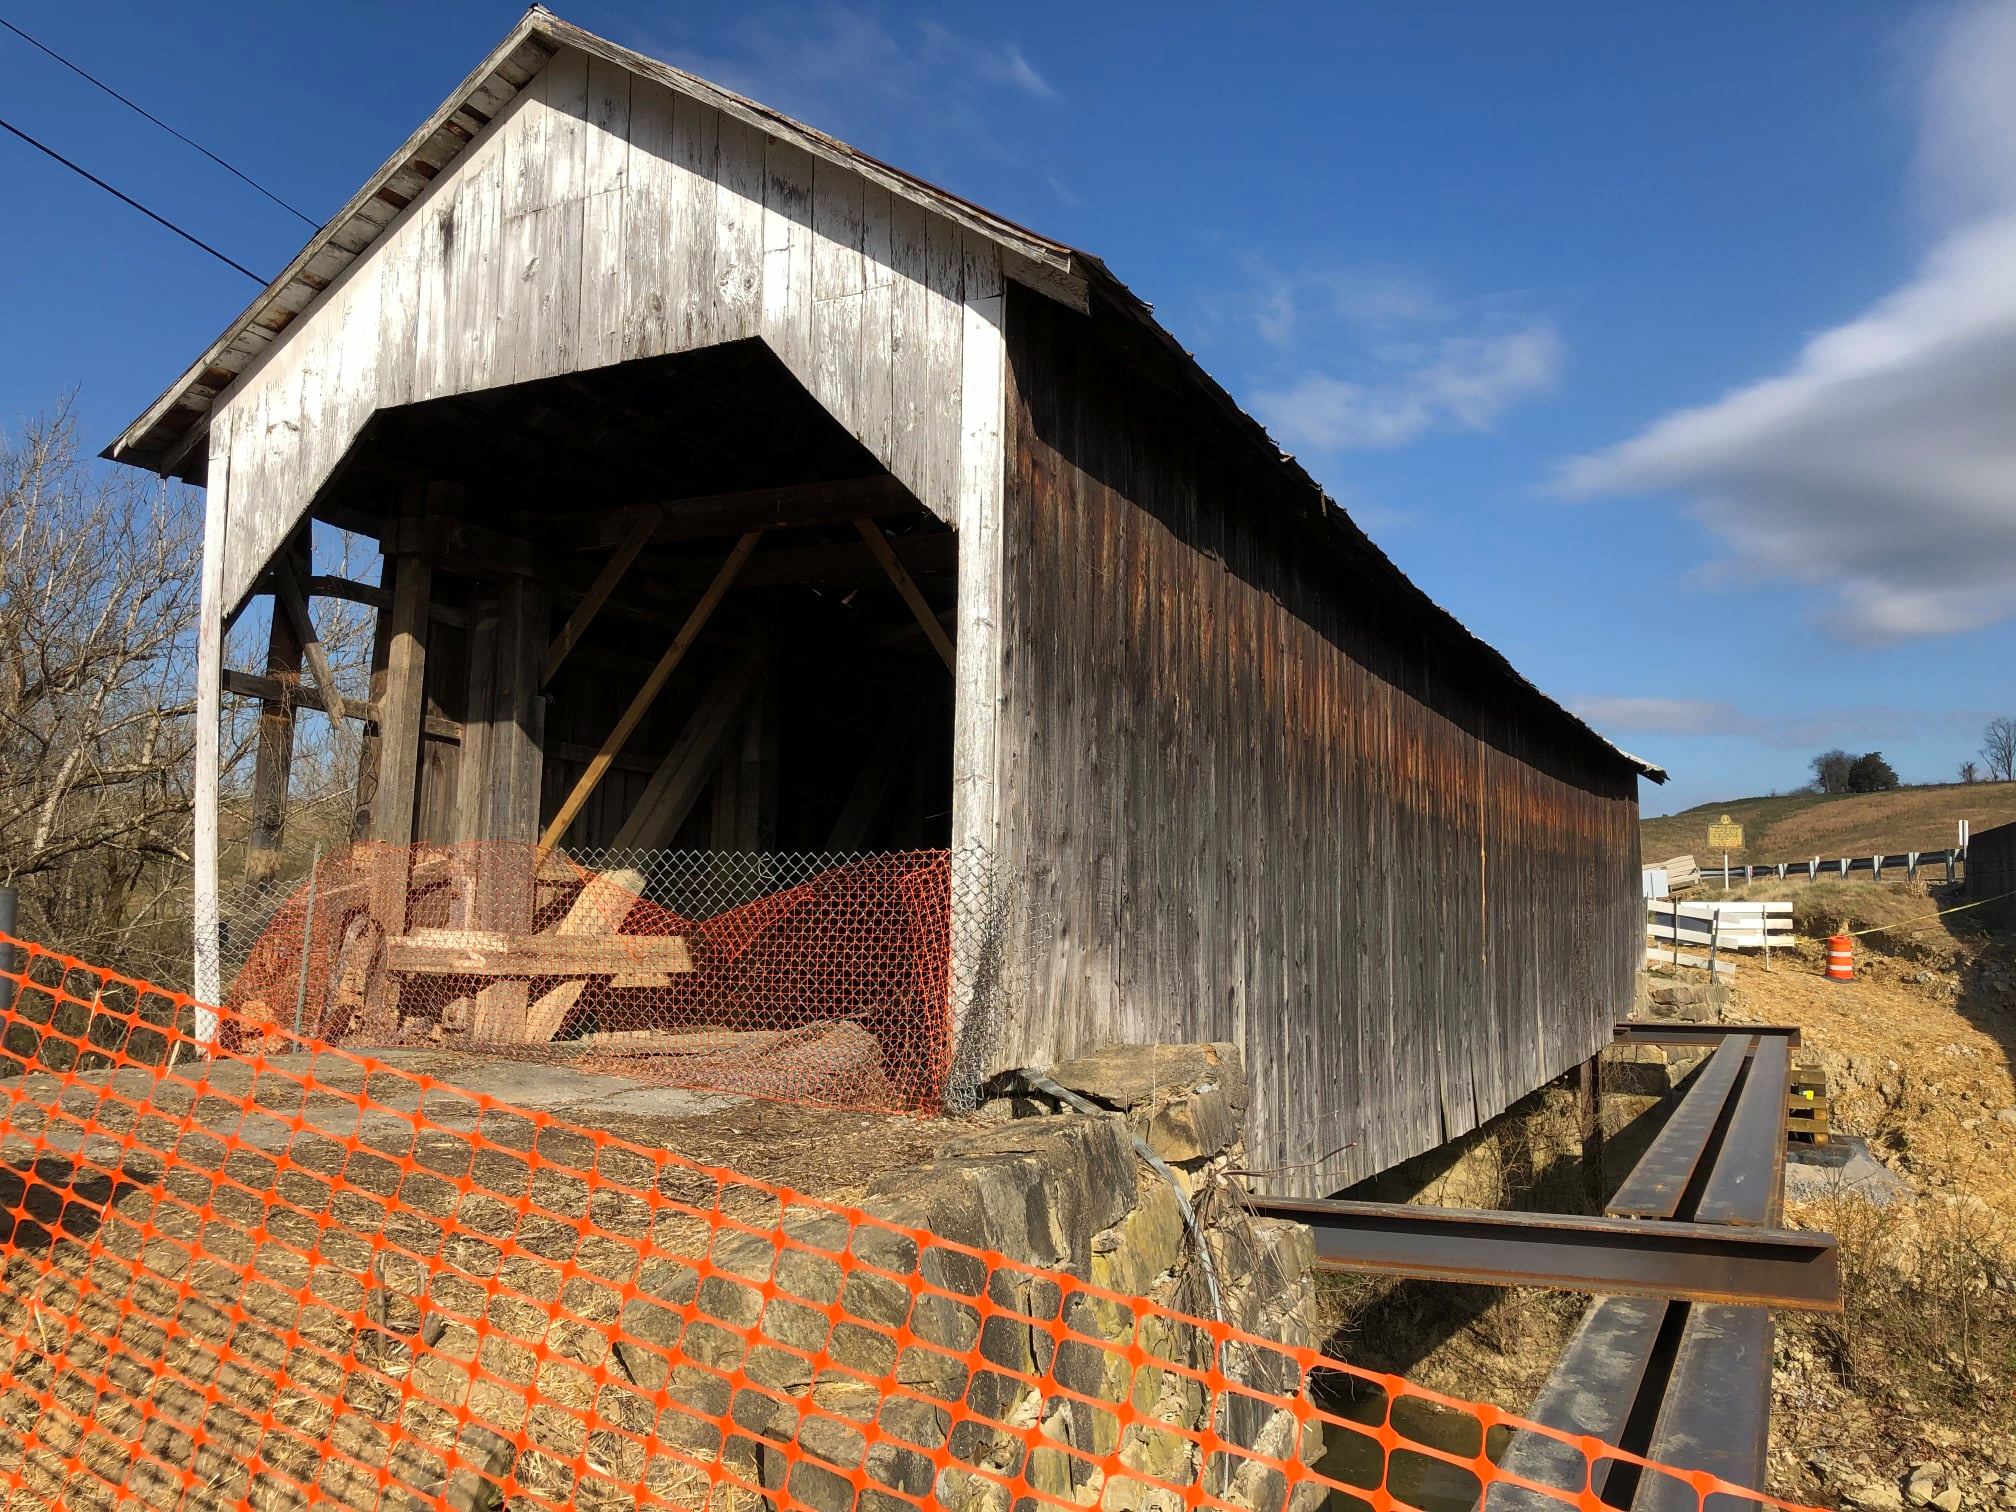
1960;759;1980;784
1810;748;1855;794
0;402;207;966
1984;717;2016;783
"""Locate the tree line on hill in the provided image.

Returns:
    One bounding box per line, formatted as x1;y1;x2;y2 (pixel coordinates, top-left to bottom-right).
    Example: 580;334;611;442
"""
1972;717;2016;784
1808;749;1901;794
1806;718;2016;793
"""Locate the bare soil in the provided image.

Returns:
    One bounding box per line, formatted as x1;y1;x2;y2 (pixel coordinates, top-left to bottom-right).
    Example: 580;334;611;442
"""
1302;885;2016;1511
1733;916;2016;1509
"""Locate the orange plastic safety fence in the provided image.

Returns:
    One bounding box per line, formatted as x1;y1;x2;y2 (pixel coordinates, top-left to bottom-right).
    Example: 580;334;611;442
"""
222;843;964;1113
0;931;1815;1512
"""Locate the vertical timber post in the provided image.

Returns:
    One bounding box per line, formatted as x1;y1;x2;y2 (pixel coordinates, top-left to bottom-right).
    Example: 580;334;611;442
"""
368;485;438;949
192;422;232;1040
946;237;1007;1108
468;571;548;1040
1574;1053;1605;1208
246;535;308;888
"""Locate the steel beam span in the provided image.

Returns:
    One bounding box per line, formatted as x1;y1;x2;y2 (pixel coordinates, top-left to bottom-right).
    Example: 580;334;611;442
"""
1247;1198;1841;1312
1613;1021;1801;1048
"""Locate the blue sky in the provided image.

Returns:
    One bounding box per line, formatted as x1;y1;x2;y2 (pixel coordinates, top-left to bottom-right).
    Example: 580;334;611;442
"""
3;1;2010;816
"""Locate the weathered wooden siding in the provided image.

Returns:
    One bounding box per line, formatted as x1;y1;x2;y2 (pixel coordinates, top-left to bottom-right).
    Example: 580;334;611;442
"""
992;287;1642;1197
208;44;1000;615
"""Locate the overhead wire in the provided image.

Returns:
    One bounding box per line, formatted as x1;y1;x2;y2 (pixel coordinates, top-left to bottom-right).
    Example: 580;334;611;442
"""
0;14;319;227
0;113;271;285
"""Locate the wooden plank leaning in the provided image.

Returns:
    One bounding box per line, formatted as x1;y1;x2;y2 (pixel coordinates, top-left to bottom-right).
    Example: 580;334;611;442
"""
537;531;762;854
854;517;954;670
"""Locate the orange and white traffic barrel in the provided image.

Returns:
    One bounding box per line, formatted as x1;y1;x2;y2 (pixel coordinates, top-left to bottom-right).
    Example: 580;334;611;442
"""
1825;934;1853;983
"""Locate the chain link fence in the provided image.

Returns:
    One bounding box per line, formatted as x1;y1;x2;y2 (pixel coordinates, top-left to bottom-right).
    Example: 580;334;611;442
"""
194;842;1008;1113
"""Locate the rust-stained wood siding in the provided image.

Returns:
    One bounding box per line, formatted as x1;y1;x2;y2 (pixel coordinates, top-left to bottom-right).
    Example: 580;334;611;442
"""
992;286;1642;1197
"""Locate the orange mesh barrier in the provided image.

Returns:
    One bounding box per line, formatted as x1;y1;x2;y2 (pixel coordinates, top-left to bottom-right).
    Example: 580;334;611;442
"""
222;844;961;1113
0;932;1813;1512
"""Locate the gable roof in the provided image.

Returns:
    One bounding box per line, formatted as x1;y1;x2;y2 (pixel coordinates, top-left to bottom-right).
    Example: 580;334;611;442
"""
102;7;1662;782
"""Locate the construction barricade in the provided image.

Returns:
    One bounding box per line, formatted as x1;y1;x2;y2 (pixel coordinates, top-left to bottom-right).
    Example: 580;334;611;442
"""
0;931;1812;1512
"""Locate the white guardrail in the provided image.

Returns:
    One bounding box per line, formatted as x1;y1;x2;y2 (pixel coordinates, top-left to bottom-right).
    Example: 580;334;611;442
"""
1646;899;1794;976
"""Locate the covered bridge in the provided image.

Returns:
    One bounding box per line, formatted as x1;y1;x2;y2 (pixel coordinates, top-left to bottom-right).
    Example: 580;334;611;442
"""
108;7;1662;1195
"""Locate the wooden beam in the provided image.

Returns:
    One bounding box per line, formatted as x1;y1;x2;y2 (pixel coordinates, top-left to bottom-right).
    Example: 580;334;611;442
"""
308;573;388;609
542;507;661;687
221;668;461;741
855;519;954;670
245;543;306;887
522;655;765;1044
546;475;913;552
613;655;767;849
538;532;762;853
272;556;353;725
648;531;955;590
384;515;544;579
488;575;548;842
551;740;659;776
349;566;397;845
368;549;434;847
386;929;693;978
467;575;548;1041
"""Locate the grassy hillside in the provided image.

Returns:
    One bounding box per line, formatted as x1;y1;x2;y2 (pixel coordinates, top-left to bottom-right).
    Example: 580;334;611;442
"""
1639;781;2016;865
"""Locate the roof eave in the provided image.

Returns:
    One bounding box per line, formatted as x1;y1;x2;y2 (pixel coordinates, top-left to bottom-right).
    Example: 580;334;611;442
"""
101;5;1089;479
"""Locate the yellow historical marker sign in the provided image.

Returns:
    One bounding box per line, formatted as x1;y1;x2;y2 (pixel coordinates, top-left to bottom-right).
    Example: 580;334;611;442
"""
1707;814;1744;849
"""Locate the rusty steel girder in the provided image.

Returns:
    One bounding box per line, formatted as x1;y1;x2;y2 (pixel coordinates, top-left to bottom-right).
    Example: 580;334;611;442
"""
1245;1197;1841;1312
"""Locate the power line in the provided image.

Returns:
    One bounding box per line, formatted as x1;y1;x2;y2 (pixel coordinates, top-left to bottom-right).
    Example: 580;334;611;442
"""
0;15;319;228
0;114;270;285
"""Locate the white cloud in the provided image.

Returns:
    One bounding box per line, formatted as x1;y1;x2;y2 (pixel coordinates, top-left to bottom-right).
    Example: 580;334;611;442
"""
1561;0;2016;644
1240;261;1448;349
641;7;1058;152
1253;322;1562;452
1569;695;1973;750
1571;697;1759;738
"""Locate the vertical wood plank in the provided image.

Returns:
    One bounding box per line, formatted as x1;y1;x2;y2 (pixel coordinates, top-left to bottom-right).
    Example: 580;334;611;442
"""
857;186;897;462
578;52;631;370
621;78;678;361
670;90;720;349
713;114;765;339
886;195;932;496
761;138;815;374
369;545;434;847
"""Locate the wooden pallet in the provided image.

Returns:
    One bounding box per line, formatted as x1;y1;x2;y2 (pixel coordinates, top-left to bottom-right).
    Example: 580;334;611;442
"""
1788;1063;1830;1145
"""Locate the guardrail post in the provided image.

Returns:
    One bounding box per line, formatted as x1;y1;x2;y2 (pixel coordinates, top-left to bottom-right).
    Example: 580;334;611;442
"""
1871;853;1882;881
1946;849;1957;885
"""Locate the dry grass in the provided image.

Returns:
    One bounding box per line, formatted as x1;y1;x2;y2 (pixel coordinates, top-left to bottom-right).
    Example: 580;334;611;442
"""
1720;900;2016;1497
0;1053;971;1512
1640;781;2016;867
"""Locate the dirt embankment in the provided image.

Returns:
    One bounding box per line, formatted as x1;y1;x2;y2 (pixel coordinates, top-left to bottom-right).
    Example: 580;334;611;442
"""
1730;890;2016;1510
1310;881;2016;1511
